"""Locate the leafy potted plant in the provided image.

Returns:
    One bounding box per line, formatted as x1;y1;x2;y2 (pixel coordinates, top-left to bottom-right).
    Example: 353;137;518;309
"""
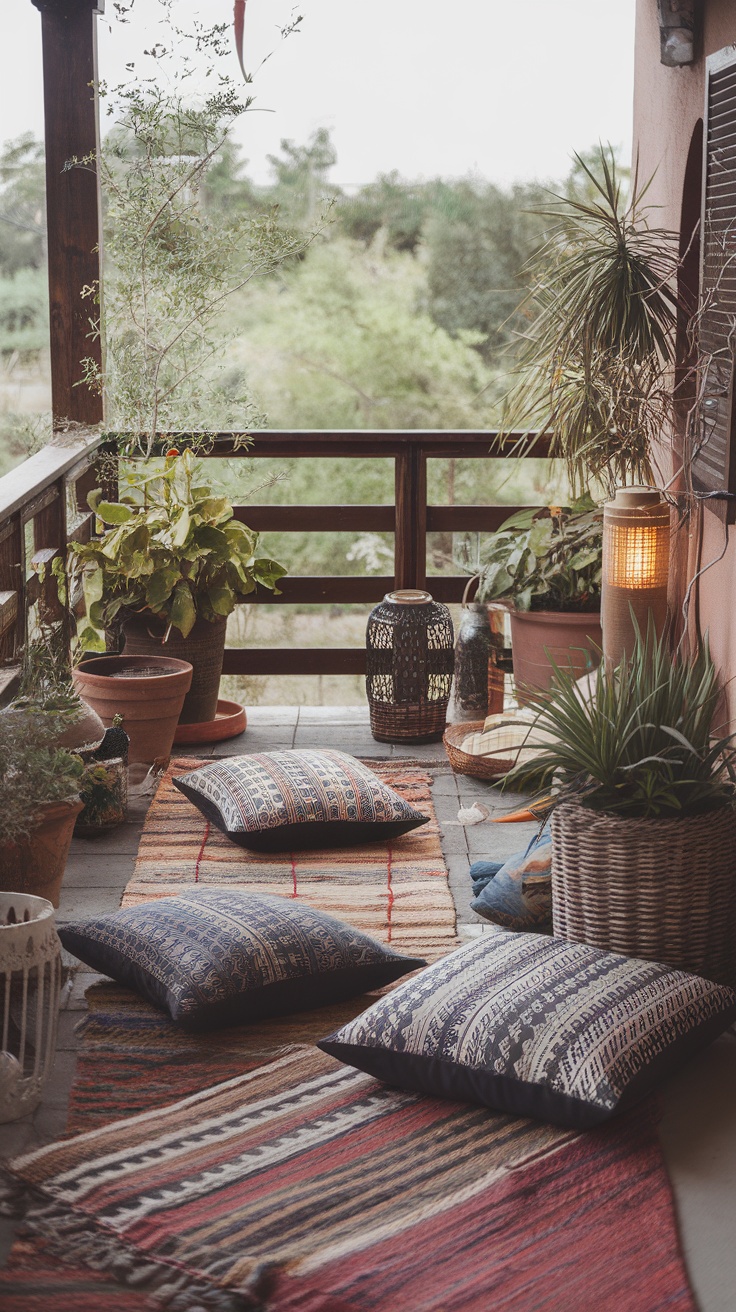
475;498;603;700
0;714;85;908
508;624;736;984
72;448;286;727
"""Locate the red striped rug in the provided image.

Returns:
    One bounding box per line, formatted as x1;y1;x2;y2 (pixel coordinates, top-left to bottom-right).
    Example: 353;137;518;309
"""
64;760;457;1131
123;759;458;962
0;760;697;1310
4;1047;694;1312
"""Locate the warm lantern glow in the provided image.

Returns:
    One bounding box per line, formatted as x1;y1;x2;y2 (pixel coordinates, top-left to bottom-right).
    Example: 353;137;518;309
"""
601;488;670;668
604;522;670;590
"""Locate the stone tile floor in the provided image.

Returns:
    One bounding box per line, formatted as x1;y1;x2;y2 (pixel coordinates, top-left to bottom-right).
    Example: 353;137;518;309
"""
2;707;736;1311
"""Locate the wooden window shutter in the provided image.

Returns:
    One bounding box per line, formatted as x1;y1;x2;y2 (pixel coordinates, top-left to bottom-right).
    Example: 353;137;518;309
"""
695;47;736;500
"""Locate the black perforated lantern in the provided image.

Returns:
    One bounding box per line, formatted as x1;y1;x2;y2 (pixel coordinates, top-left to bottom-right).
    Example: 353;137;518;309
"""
366;590;454;744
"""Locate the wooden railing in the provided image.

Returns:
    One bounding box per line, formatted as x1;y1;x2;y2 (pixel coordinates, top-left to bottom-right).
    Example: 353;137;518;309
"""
0;428;552;684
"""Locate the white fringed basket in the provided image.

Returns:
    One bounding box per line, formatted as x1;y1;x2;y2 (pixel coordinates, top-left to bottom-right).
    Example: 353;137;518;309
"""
0;893;62;1123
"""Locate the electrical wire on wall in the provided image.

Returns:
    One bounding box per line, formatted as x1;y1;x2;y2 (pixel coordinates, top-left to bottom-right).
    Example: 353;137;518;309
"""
677;491;734;653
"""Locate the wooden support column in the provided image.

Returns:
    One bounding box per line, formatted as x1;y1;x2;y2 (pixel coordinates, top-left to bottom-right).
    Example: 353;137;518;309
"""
31;0;104;427
395;445;427;590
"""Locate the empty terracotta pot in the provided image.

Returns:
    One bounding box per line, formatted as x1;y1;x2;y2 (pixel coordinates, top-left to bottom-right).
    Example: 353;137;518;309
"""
74;655;193;770
0;799;84;908
510;610;602;703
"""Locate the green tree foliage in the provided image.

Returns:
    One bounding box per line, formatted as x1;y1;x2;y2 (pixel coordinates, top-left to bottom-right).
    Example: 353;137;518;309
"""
265;128;339;227
424;180;550;361
0;135;46;276
89;87;313;443
338;172;443;253
236;237;500;431
0;268;48;356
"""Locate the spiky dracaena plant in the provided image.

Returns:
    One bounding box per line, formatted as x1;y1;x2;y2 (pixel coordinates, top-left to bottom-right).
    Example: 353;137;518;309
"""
501;146;680;496
507;624;736;820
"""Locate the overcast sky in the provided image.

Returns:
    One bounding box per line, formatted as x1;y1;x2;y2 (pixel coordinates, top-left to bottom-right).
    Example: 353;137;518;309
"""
3;0;637;187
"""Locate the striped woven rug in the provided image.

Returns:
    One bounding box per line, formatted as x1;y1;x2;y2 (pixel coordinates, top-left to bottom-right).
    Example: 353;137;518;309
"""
0;759;697;1309
4;1047;695;1312
64;760;455;1131
123;759;457;962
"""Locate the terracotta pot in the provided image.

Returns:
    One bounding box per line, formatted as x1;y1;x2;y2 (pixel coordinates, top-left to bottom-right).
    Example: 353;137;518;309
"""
55;700;107;752
121;613;227;725
73;655;193;769
0;799;84;909
0;700;106;754
510;610;602;703
173;698;247;745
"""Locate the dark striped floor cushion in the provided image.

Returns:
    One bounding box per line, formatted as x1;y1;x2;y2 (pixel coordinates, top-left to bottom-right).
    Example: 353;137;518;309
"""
173;749;429;851
60;889;426;1030
319;927;736;1128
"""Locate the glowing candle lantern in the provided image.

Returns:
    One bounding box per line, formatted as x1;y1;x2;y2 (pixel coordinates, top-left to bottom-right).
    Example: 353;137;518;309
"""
601;487;670;668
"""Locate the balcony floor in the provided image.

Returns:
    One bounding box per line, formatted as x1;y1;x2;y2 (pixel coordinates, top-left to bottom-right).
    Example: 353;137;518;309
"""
1;705;736;1310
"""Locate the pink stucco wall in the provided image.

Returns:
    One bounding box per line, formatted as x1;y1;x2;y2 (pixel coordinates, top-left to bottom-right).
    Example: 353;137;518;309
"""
633;0;736;716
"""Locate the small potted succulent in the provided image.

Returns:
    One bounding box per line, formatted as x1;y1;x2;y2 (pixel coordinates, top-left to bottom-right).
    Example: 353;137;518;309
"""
475;498;602;700
7;634;105;753
75;715;130;837
72;448;286;726
0;713;85;907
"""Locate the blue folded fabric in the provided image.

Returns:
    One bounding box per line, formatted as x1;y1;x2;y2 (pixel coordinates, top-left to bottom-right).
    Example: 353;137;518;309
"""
470;828;552;932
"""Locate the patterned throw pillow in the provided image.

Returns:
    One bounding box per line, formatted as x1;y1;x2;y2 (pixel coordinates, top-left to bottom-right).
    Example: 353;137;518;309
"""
318;928;736;1128
173;749;429;852
59;889;427;1030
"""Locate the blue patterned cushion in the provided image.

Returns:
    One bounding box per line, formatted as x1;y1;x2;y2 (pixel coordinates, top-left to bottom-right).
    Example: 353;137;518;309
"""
59;890;426;1030
173;750;428;852
319;928;736;1128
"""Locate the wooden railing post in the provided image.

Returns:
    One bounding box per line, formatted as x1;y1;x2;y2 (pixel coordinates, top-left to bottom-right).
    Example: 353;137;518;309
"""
395;444;427;590
31;0;104;427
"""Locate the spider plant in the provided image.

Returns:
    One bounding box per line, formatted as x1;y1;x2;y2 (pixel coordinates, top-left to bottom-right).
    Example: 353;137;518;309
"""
508;623;736;819
501;146;680;496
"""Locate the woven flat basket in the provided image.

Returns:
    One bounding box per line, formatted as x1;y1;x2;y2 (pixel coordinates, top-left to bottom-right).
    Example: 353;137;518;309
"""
550;801;736;986
442;721;516;780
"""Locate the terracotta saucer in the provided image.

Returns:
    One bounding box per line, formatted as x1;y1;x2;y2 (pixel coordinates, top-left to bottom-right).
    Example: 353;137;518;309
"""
173;699;247;745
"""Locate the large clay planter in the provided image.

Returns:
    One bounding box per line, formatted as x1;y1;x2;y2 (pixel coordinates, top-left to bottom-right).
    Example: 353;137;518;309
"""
121;613;227;725
74;655;193;770
0;799;84;909
510;610;602;704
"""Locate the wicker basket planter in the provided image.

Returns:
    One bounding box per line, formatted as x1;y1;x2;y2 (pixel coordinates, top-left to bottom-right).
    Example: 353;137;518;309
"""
550;801;736;985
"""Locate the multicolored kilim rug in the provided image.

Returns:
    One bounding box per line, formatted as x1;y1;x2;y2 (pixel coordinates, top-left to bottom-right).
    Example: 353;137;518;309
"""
124;759;457;962
4;1047;696;1312
0;760;697;1310
65;761;455;1131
